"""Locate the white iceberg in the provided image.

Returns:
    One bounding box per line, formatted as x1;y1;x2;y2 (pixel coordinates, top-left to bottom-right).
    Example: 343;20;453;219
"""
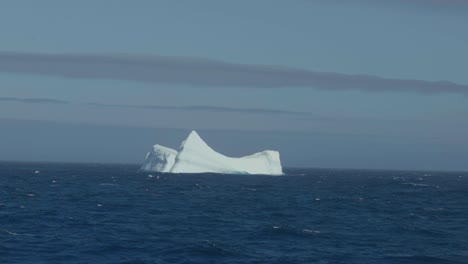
141;131;283;175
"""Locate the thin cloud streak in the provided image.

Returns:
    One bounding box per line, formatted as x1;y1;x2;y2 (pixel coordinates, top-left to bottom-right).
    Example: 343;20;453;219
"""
326;0;468;10
0;96;68;104
388;0;468;8
0;96;309;116
1;51;467;94
89;103;311;116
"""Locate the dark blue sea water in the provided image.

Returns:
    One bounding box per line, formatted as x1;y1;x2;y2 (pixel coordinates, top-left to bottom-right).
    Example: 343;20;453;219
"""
0;162;467;264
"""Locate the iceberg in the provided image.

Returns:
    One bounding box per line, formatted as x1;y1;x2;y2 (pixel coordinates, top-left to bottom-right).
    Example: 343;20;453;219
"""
141;131;283;175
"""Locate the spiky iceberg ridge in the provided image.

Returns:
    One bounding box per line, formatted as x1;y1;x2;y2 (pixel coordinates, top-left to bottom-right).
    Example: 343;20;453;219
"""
141;131;283;175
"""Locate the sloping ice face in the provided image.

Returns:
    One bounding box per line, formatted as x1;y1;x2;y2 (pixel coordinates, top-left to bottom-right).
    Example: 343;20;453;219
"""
140;144;178;173
140;131;283;175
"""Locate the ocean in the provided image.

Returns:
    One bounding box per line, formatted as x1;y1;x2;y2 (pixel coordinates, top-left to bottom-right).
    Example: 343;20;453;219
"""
0;161;467;264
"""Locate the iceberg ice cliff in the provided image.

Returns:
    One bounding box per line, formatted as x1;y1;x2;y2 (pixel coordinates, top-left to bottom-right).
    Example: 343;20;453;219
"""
141;131;283;175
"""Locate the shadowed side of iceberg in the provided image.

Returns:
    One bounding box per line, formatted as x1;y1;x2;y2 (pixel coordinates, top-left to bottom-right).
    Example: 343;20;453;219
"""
140;131;283;175
140;144;178;172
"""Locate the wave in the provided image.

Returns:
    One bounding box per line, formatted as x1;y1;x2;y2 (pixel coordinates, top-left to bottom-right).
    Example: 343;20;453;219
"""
384;255;468;264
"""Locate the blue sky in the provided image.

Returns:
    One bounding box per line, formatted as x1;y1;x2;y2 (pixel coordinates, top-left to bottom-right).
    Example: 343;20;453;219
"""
1;0;467;171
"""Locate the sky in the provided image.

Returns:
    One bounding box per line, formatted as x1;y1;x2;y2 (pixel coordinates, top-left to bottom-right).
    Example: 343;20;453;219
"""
0;0;467;171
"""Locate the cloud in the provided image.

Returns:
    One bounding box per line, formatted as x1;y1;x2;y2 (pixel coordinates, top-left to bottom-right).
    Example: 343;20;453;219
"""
326;0;468;9
1;51;467;94
389;0;468;7
88;103;311;116
362;0;468;15
0;96;309;116
0;96;68;104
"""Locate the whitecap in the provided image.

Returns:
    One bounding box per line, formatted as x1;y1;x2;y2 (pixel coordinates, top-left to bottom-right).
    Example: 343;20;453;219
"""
302;229;320;234
403;182;430;187
0;229;17;236
99;183;117;186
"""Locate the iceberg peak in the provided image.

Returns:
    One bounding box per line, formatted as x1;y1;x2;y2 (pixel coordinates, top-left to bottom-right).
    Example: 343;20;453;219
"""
141;130;283;175
180;130;210;150
187;130;201;139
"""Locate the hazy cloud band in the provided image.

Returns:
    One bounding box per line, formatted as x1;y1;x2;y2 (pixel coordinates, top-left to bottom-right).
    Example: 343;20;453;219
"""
0;96;68;104
1;52;467;94
0;96;308;116
88;103;310;116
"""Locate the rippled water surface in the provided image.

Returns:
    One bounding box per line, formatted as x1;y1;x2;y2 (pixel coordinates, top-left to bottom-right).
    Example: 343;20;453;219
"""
1;162;467;264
